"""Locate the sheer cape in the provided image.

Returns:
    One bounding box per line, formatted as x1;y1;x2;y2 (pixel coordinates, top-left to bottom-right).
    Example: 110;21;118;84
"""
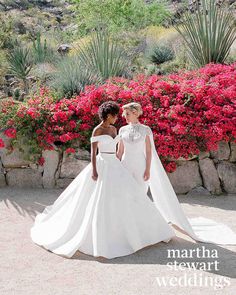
147;128;236;245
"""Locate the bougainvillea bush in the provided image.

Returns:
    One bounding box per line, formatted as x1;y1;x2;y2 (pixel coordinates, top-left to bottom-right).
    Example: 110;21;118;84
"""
0;62;235;172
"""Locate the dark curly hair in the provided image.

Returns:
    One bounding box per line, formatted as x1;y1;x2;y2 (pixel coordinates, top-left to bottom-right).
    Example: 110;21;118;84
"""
98;101;120;121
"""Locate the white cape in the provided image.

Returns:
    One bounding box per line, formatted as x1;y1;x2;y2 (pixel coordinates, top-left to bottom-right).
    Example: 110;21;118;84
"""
148;131;236;245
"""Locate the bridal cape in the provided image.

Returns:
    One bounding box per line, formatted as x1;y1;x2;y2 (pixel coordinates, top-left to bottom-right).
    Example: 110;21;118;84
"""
31;129;236;259
147;127;236;245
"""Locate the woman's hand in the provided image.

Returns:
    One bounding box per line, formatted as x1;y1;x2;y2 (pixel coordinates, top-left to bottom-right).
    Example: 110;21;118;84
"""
143;169;150;181
92;170;98;181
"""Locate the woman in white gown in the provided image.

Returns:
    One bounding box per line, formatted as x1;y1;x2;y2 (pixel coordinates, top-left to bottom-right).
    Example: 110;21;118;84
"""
117;102;236;246
30;101;176;259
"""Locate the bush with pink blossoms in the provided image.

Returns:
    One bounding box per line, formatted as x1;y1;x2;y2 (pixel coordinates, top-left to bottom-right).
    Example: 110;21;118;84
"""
0;63;235;171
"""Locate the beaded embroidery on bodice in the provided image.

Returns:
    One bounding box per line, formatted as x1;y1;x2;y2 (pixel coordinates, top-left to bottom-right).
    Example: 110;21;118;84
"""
118;123;152;144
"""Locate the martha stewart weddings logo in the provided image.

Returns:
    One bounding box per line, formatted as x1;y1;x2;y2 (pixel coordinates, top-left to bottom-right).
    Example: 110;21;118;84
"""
155;246;231;290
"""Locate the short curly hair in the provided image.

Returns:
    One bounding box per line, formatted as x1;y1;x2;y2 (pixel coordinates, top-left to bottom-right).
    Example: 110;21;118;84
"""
98;101;120;120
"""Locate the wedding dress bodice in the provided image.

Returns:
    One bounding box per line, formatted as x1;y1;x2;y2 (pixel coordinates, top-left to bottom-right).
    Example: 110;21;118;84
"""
119;123;152;155
90;134;121;153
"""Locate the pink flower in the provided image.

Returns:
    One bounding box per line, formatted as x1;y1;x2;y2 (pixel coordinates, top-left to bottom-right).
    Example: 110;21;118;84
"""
65;148;76;154
0;138;5;148
4;128;17;138
38;157;45;166
59;134;72;143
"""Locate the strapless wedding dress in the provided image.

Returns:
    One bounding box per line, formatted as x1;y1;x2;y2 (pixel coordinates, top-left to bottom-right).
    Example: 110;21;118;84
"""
30;134;176;259
31;127;236;259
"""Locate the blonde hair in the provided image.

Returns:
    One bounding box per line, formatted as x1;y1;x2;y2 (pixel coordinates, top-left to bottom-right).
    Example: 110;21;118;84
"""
122;102;143;117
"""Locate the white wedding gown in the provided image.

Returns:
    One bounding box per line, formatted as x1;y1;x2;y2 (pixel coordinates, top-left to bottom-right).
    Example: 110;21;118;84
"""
30;133;176;259
31;126;236;259
119;123;236;246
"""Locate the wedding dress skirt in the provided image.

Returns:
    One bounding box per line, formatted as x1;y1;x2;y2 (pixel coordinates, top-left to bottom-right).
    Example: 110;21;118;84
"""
31;130;236;260
31;134;176;259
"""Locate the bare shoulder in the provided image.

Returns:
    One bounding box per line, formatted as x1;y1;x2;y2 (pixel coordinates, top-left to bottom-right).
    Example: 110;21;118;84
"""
110;125;117;134
92;126;104;137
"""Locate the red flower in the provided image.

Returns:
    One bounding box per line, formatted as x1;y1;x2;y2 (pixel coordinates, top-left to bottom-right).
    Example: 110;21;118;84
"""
59;134;72;143
65;147;76;154
4;128;17;138
38;157;45;166
0;138;5;148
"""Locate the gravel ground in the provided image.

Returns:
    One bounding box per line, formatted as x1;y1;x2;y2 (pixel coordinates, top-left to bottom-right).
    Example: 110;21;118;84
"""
0;187;235;295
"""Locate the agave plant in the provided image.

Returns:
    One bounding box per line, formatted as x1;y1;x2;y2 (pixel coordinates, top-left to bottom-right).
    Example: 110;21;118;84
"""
7;40;33;93
146;43;175;65
50;55;101;98
173;0;236;67
75;29;131;81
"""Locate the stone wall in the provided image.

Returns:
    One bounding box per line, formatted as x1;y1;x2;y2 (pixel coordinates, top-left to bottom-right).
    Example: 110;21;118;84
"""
0;132;235;195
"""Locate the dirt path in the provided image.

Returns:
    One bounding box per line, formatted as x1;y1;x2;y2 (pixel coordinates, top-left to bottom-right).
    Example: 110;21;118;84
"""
0;187;235;295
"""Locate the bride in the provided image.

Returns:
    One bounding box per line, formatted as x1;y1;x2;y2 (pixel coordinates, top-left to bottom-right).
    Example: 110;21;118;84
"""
30;101;236;259
31;101;176;259
117;102;236;246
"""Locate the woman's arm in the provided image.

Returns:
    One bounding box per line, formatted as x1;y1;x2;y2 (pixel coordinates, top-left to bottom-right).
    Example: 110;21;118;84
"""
116;140;124;160
91;128;102;181
116;127;124;160
91;141;98;181
144;134;152;181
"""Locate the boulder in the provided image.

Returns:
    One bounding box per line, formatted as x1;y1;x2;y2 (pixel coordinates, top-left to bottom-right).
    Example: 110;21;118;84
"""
0;148;32;168
42;149;60;188
0;160;6;187
6;168;43;188
57;44;71;55
167;160;202;194
229;141;236;162
210;141;230;160
60;151;89;178
56;178;74;189
199;158;222;194
0;132;33;168
217;162;236;193
186;185;211;197
198;151;210;160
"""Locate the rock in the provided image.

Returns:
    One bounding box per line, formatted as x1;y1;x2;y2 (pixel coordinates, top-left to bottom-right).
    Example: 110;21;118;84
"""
0;132;33;168
0;147;32;168
0;131;12;149
229;141;236;162
0;173;6;187
199;158;222;194
13;20;26;34
4;74;15;81
0;160;6;187
60;152;90;178
167;160;202;194
210;141;230;160
57;44;71;54
186;186;211;197
42;149;60;188
198;151;210;160
176;155;198;162
75;148;90;161
217;162;236;193
56;178;74;189
0;158;4;173
6;168;43;188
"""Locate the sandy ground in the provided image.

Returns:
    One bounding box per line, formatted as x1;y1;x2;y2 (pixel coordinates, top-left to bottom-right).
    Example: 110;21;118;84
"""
0;187;235;295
